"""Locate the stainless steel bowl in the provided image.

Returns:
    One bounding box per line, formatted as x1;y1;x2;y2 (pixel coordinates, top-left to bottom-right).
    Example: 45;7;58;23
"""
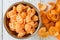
4;2;41;39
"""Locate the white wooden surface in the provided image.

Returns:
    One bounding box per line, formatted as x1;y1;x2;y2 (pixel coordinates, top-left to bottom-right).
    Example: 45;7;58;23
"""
3;0;57;40
0;0;2;40
0;0;3;40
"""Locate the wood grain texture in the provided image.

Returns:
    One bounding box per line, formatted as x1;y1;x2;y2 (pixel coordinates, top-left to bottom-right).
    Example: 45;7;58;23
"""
0;0;2;40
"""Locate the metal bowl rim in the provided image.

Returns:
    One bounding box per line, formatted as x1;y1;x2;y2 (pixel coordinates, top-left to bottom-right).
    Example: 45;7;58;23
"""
4;1;42;39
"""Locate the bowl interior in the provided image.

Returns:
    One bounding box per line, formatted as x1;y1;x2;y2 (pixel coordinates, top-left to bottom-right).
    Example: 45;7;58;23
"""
4;2;41;39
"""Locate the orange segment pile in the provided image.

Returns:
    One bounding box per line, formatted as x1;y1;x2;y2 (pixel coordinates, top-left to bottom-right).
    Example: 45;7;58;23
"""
38;0;60;40
6;4;39;37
